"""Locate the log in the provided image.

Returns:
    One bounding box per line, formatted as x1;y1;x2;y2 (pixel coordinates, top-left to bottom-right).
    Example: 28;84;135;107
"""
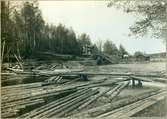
7;69;164;78
72;89;163;118
31;70;165;77
14;54;23;70
98;90;166;118
2;78;107;103
1;110;18;118
62;75;79;79
2;85;45;97
2;87;78;118
76;80;120;89
50;65;58;70
2;77;114;104
2;99;44;110
108;81;130;101
2;79;116;103
0;72;17;76
42;76;61;86
56;97;91;118
56;76;63;83
7;67;24;73
2;87;77;103
77;84;123;110
38;88;99;118
62;78;80;85
20;88;91;118
129;76;152;82
119;91;166;117
1;99;45;118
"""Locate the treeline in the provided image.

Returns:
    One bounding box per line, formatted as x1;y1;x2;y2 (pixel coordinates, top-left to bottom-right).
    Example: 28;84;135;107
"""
1;1;130;63
102;40;128;59
1;1;93;61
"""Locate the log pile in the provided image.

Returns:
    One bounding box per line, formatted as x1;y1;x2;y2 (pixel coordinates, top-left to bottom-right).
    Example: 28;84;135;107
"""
1;65;165;118
19;88;99;118
1;74;124;118
97;90;166;118
72;89;163;118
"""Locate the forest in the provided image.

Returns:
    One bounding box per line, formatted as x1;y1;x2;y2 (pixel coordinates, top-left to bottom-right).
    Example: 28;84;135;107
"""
1;1;130;63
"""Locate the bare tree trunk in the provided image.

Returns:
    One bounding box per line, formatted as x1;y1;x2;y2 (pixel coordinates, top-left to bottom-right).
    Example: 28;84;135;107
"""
166;34;167;75
165;7;167;75
1;41;5;64
34;32;36;49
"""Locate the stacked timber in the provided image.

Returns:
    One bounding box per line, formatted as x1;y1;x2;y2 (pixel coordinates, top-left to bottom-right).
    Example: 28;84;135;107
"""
1;76;123;118
3;71;161;118
72;89;162;118
98;90;166;118
77;83;125;110
1;83;77;118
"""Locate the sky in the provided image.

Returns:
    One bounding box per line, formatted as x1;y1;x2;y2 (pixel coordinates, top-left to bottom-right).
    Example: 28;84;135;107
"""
38;1;165;54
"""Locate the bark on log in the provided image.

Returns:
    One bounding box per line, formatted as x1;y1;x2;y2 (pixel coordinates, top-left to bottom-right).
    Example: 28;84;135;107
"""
78;84;123;110
98;90;166;118
72;89;163;118
20;88;91;118
39;88;99;118
109;81;130;101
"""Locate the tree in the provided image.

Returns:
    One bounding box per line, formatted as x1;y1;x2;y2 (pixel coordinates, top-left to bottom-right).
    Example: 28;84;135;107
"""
1;1;16;62
134;51;147;61
103;40;119;55
65;27;82;55
134;51;144;57
1;0;91;62
108;0;167;70
78;33;91;46
20;1;44;57
119;44;128;59
96;39;103;52
92;44;99;53
108;0;166;37
78;33;92;54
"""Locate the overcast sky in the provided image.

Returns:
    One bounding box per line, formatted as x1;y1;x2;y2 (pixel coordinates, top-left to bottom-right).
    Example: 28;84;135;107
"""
38;1;165;54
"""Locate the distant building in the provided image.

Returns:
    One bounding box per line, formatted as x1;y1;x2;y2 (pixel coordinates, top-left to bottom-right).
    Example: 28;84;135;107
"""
82;45;92;55
127;54;150;62
135;54;150;62
149;52;166;62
